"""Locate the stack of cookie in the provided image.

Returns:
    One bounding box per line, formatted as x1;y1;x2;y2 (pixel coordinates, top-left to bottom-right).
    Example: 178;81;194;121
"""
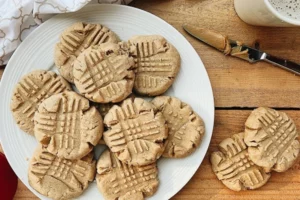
10;22;206;200
211;107;300;191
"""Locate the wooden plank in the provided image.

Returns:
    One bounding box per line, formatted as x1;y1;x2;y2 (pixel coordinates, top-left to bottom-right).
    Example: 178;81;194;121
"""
0;0;298;199
6;110;300;199
131;0;300;108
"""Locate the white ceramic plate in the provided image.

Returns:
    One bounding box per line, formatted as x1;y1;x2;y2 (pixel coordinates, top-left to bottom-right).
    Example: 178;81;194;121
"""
0;4;214;200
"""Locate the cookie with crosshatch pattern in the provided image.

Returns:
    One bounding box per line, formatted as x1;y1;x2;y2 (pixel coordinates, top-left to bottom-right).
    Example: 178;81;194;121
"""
128;35;181;96
28;146;95;199
244;107;300;172
34;91;103;160
103;97;168;166
10;70;71;135
96;150;159;200
151;96;205;158
55;22;119;83
73;42;135;103
211;132;271;191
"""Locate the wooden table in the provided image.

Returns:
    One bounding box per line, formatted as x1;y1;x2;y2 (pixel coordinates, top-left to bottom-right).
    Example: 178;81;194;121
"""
1;0;300;199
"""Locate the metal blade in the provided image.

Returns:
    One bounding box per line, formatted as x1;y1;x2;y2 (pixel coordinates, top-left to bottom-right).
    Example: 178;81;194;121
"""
229;42;267;63
264;54;300;75
242;45;300;74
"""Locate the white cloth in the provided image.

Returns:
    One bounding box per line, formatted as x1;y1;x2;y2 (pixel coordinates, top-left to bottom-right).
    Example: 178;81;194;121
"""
0;0;132;66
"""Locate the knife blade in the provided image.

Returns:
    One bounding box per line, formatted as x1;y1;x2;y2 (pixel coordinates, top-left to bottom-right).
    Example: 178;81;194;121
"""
183;24;300;75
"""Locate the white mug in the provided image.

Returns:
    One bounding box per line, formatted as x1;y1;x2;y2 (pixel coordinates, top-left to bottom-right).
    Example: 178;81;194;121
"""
234;0;300;27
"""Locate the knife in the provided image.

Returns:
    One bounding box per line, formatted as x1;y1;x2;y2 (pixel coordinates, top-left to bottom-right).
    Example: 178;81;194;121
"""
183;24;300;75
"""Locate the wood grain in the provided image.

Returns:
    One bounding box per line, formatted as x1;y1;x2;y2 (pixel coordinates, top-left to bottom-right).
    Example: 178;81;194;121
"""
1;0;300;199
131;0;300;108
8;110;300;200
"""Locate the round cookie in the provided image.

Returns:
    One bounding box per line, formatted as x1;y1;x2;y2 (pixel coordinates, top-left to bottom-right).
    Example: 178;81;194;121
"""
73;43;135;103
10;70;71;135
96;150;159;200
55;22;119;83
151;96;205;158
211;132;271;191
34;91;103;159
103;97;168;166
127;35;180;96
28;146;95;200
244;107;300;172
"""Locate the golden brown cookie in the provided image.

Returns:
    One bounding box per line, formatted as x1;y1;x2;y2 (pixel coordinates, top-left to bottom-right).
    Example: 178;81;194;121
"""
34;91;103;159
103;97;168;166
211;132;271;191
55;22;119;83
10;70;71;135
128;35;180;96
96;150;159;200
28;146;95;200
73;43;135;103
152;96;205;158
244;107;300;172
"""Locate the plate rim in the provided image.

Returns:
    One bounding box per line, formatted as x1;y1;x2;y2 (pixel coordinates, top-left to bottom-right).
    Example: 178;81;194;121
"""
0;4;215;199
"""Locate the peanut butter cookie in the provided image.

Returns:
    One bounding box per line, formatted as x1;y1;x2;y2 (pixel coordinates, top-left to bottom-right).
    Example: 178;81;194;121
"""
55;22;119;83
10;70;71;135
34;91;103;159
211;132;271;191
128;35;180;96
244;107;300;172
28;146;95;200
103;97;168;166
73;43;135;103
96;150;159;200
152;96;205;158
